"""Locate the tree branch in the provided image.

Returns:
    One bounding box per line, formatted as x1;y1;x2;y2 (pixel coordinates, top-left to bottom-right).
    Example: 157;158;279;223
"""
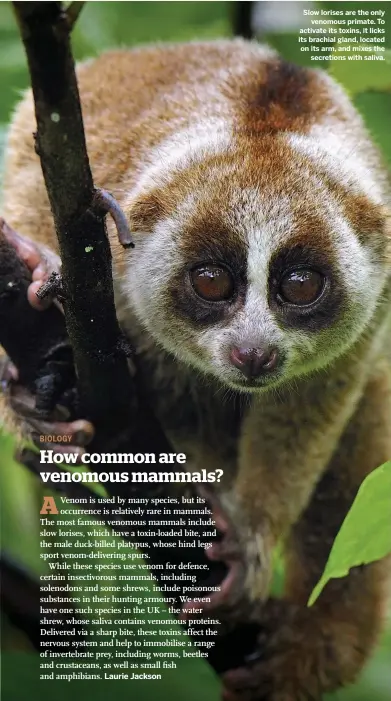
65;0;84;30
12;2;135;443
232;1;254;39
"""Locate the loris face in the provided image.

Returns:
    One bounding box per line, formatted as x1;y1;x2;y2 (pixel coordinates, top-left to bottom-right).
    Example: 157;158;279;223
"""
122;131;389;393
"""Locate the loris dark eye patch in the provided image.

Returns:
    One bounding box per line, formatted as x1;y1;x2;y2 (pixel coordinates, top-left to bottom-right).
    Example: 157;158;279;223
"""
169;250;246;327
171;260;243;327
269;245;344;331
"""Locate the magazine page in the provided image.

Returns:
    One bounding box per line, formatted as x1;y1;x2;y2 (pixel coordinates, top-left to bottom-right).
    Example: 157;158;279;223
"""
0;2;390;701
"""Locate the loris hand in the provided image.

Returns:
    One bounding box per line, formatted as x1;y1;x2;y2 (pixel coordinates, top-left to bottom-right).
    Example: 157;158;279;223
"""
1;218;62;310
180;486;258;627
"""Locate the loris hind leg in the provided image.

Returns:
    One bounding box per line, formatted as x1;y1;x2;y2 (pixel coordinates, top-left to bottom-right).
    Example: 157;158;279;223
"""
222;365;391;701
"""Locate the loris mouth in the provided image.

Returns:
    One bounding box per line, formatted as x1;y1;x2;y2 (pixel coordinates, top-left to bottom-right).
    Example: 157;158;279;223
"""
225;373;285;394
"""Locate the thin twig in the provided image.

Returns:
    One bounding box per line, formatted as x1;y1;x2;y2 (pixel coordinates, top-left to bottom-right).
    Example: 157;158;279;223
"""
65;0;84;30
232;1;254;39
93;188;135;249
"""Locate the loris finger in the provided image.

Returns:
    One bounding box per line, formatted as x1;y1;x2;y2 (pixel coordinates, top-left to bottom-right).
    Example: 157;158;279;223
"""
9;384;68;420
0;357;18;389
1;219;41;270
27;417;95;448
1;220;61;310
28;280;52;310
30;264;63;311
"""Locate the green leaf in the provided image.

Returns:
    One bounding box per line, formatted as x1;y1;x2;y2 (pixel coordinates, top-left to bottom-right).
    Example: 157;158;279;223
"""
0;430;42;577
309;461;391;606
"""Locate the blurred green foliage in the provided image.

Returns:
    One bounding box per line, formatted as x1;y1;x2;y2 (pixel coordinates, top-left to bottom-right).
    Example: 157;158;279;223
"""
0;1;231;125
1;2;390;700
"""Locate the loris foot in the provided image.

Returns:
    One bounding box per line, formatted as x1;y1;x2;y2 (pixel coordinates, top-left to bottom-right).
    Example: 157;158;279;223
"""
221;598;360;701
9;383;94;457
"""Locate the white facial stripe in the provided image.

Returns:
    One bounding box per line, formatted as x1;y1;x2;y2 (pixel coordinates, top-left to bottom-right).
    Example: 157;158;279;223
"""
247;194;293;295
236;288;284;348
205;187;291;357
224;186;293;294
122;213;183;326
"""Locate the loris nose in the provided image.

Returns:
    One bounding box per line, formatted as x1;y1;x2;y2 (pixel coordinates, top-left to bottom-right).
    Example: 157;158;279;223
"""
230;345;279;379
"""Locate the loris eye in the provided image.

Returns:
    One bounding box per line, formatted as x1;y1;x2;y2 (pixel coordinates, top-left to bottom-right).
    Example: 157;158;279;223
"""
190;264;234;302
279;268;324;306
